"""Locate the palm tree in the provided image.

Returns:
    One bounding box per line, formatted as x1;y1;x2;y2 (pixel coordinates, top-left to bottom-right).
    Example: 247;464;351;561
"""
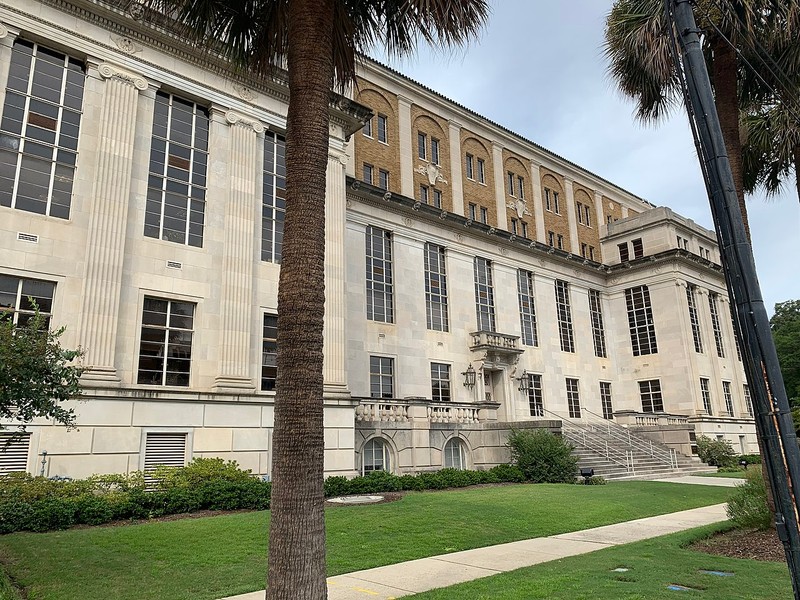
143;1;489;599
604;0;797;239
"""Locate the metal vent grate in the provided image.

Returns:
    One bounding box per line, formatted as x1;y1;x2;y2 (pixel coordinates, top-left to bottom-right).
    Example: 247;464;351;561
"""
166;260;182;270
0;433;31;474
17;232;38;243
143;432;187;472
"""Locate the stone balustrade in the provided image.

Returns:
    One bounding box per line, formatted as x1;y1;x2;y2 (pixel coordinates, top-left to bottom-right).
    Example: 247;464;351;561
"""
614;410;689;427
469;330;521;352
355;398;495;425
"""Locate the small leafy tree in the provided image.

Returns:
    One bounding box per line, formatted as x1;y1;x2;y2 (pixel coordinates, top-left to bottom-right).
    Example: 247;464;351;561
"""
507;429;578;483
0;308;84;430
696;435;737;467
727;466;772;529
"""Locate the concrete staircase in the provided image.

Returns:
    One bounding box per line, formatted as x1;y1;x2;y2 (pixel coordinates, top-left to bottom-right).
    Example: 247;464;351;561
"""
550;410;714;481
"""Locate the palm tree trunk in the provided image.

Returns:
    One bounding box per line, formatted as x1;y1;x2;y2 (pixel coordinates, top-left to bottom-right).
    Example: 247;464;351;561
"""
794;144;800;204
267;1;334;598
710;35;749;239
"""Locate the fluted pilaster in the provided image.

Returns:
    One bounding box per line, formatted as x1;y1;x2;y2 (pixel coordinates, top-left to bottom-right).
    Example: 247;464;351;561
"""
491;142;505;226
448;120;464;215
397;95;414;197
530;160;546;243
214;111;263;391
78;64;149;382
564;177;580;255
323;152;350;398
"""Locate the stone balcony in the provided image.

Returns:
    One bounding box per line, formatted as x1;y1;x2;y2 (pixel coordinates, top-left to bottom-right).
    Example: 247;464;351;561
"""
354;397;500;426
614;410;690;427
469;330;524;366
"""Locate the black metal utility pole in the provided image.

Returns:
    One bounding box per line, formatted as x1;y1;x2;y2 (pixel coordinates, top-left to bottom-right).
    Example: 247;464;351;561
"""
667;1;800;597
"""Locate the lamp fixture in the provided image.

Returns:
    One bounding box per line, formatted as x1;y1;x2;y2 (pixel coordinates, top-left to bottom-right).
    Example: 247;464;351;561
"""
516;371;530;393
461;364;476;388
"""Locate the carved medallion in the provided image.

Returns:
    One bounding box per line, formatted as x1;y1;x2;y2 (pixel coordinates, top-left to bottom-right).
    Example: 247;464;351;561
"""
414;164;448;186
506;198;530;219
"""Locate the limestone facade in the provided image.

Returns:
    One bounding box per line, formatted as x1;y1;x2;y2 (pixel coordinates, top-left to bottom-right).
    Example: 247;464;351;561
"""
0;0;757;479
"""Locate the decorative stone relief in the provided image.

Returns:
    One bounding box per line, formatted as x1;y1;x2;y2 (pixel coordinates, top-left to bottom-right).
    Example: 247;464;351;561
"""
97;63;148;91
402;217;414;228
499;247;509;257
127;1;145;20
455;233;464;243
346;199;353;209
111;35;141;54
233;84;256;102
0;23;8;39
608;201;615;210
506;198;531;219
414;163;448;186
224;110;265;133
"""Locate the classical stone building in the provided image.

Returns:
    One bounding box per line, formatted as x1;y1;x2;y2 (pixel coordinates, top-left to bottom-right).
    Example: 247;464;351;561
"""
0;0;756;479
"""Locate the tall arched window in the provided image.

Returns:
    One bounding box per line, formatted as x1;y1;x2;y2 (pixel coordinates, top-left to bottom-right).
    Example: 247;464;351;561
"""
362;438;391;474
443;438;467;470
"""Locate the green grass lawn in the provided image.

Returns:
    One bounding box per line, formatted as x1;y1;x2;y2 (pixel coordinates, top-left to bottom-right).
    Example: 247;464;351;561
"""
408;524;792;599
0;481;730;600
701;470;749;478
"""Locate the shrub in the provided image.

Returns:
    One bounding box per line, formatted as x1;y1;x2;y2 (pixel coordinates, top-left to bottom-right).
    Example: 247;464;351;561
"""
323;476;351;497
727;466;771;530
152;457;253;489
738;454;761;465
583;476;607;485
696;435;737;467
487;464;525;483
507;429;578;483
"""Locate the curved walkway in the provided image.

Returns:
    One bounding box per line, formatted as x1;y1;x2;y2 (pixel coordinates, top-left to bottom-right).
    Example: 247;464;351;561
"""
222;476;736;600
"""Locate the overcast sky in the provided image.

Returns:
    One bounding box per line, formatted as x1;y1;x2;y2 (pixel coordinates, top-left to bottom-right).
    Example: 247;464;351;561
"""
371;0;798;315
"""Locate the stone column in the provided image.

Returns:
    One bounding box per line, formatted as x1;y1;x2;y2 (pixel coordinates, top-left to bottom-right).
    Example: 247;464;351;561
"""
448;120;464;215
594;190;605;234
214;111;263;392
323;151;350;398
530;160;546;243
397;95;414;198
78;63;151;382
622;205;629;219
491;142;505;227
0;23;20;108
564;177;580;254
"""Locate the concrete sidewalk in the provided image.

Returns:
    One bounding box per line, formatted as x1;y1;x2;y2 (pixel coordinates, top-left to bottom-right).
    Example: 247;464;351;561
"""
222;496;731;600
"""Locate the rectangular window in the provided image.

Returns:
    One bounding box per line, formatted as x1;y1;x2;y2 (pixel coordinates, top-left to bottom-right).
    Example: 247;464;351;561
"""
262;131;286;263
589;246;595;261
474;257;496;332
576;202;584;224
377;114;387;143
362;163;373;184
686;284;703;353
480;206;488;224
465;153;474;179
433;189;442;209
723;380;734;416
0;274;55;327
507;171;515;196
584;205;592;227
137;297;195;386
632;238;644;259
600;382;613;420
640;379;664;413
588;289;607;358
618;242;630;262
431;138;440;165
566;378;581;418
365;226;394;323
468;202;477;221
0;432;31;474
261;313;277;391
362;116;372;137
518;176;525;200
0;40;85;219
544;188;552;211
555;280;575;353
424;242;449;332
419;184;429;204
511;218;518;235
700;377;713;415
430;363;451;402
517;269;538;347
417;132;427;160
625;285;658;356
548;231;555;247
528;373;544;417
144;91;209;247
553;192;560;214
378;168;389;190
477;158;485;183
369;356;394;398
709;292;725;358
581;242;588;258
743;384;753;416
556;234;564;250
521;222;528;239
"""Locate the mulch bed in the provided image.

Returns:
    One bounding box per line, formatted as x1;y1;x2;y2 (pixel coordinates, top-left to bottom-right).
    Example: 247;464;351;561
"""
691;528;786;562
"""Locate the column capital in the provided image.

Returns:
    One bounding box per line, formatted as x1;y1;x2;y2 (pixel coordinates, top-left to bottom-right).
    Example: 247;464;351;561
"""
491;140;504;152
94;62;149;91
397;94;413;107
529;158;542;169
0;22;20;44
448;119;462;130
223;109;265;133
563;175;574;185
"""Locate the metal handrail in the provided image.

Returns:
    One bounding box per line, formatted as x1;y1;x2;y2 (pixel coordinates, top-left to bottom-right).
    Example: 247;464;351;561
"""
545;409;632;471
580;409;678;468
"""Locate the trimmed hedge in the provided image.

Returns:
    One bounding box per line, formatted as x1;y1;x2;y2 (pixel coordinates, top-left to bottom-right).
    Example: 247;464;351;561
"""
0;457;549;534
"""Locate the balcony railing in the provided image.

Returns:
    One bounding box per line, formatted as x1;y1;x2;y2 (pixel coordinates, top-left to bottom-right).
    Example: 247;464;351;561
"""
469;331;523;354
355;397;494;425
355;401;409;423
